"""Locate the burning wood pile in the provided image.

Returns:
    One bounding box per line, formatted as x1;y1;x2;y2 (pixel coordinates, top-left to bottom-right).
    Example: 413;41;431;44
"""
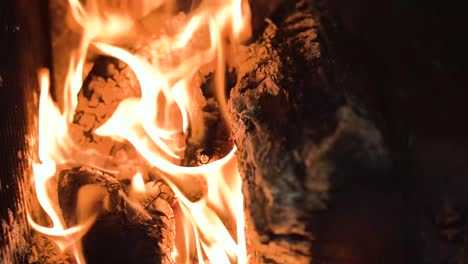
1;0;391;263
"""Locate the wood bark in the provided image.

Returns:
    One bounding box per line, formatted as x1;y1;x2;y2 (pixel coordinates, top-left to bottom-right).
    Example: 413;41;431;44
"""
228;1;390;263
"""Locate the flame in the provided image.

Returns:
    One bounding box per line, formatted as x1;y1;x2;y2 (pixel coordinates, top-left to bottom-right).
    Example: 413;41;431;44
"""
28;0;251;263
132;171;147;193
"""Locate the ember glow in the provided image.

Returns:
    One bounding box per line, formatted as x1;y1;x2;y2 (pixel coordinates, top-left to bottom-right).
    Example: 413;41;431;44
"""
27;0;251;263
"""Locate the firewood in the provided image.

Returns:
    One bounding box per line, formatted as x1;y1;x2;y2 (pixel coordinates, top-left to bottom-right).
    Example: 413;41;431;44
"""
27;0;391;263
228;1;390;263
58;166;175;264
52;1;391;263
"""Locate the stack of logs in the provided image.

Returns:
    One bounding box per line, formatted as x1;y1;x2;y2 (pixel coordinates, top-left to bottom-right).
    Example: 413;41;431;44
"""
28;0;393;263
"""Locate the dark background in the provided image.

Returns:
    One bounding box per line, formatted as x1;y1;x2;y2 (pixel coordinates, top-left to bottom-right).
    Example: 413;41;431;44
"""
1;0;467;263
312;0;468;263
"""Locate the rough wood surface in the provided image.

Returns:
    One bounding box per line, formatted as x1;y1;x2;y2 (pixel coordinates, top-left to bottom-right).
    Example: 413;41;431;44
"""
58;166;175;264
228;1;390;263
0;1;61;263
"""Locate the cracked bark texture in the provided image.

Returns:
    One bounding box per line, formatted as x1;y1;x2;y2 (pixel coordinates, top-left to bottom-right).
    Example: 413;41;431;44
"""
228;1;390;263
57;166;175;264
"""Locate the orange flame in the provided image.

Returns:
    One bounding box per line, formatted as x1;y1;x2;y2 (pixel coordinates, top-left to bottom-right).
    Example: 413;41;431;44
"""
28;0;251;263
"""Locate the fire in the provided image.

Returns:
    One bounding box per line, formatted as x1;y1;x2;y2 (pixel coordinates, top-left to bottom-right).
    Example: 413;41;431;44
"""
28;0;251;263
131;171;147;193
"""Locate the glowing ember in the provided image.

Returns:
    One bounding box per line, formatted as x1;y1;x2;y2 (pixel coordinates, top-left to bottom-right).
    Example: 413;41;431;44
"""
28;0;251;263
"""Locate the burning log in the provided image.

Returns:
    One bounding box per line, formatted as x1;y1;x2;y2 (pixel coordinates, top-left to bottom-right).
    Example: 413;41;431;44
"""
25;0;391;263
228;1;390;263
57;166;175;264
48;1;389;263
41;3;235;263
54;52;181;263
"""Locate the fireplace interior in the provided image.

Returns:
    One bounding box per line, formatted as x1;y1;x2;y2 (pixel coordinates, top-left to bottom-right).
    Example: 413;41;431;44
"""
1;0;468;264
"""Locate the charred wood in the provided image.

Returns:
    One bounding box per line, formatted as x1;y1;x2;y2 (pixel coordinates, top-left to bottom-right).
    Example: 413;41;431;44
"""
228;1;390;263
58;166;175;264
